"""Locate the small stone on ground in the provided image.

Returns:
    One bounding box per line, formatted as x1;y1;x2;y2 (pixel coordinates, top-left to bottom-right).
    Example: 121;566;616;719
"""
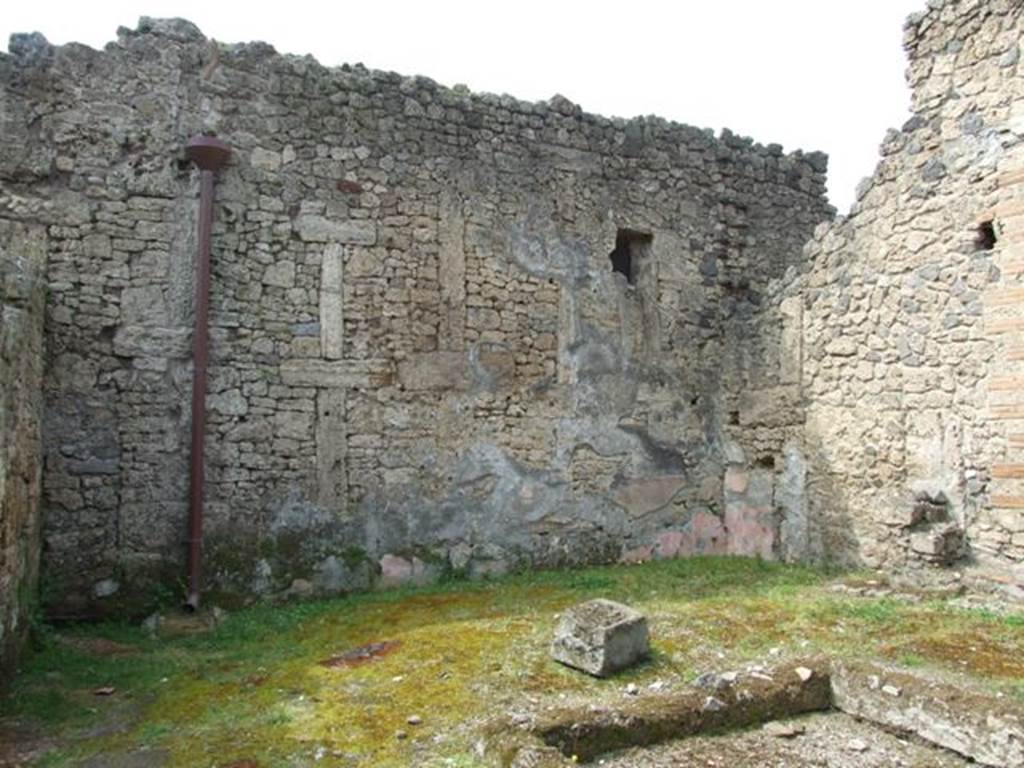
763;721;804;738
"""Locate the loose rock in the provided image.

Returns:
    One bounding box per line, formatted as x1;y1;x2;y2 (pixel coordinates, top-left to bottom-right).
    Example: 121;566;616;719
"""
848;738;869;752
763;721;805;738
702;696;726;713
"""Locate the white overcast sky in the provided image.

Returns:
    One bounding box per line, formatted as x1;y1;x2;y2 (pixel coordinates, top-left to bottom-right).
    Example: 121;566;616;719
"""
3;1;924;212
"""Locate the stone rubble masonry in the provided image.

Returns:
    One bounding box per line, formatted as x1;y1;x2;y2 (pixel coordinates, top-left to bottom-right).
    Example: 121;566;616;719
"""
0;221;46;684
784;0;1024;588
3;0;1022;654
0;14;831;627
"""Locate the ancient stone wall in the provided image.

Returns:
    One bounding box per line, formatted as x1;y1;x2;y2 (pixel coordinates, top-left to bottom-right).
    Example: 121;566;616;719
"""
794;0;1024;585
0;19;830;616
0;221;46;681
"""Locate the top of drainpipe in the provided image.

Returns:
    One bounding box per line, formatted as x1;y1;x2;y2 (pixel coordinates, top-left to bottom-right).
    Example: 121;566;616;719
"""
185;135;231;171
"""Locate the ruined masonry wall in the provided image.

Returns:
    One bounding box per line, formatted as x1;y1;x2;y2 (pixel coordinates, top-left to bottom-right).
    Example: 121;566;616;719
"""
794;0;1024;584
0;222;46;681
0;18;830;617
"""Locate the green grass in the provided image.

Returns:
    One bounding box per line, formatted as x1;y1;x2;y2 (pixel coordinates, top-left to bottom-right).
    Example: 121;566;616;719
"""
832;597;904;624
2;556;1022;767
899;653;927;667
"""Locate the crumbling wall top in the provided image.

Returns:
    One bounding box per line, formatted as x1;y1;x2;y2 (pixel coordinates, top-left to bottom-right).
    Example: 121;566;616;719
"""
902;0;1023;117
2;16;828;182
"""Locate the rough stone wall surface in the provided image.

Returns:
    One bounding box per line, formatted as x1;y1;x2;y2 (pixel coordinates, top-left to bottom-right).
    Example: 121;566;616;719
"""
0;19;830;615
0;221;46;680
793;0;1024;580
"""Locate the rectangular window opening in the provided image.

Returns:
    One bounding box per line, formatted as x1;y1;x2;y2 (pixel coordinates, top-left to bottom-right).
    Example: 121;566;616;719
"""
610;229;652;285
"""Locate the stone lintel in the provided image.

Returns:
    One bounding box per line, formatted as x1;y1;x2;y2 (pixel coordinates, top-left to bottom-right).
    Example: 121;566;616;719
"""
296;215;376;245
280;359;388;388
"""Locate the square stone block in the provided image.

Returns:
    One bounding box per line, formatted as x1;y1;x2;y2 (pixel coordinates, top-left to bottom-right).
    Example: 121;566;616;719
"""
551;598;650;677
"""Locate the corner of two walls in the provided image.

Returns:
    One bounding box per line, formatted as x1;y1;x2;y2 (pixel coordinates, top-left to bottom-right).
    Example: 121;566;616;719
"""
721;269;816;567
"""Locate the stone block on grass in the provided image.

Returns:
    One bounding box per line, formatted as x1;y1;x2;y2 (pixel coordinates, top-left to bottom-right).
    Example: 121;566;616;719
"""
551;599;650;677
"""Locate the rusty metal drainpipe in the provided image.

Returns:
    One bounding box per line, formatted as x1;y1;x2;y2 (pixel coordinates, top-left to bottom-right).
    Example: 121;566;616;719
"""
184;136;231;612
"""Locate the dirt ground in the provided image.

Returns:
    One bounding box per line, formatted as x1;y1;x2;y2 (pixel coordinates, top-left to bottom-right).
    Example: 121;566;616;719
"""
599;712;972;767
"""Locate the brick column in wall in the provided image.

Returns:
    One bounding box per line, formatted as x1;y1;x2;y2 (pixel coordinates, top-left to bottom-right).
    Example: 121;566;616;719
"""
982;164;1024;562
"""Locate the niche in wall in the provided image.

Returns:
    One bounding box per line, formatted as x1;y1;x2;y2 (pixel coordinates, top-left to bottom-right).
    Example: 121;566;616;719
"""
609;229;652;285
976;219;997;251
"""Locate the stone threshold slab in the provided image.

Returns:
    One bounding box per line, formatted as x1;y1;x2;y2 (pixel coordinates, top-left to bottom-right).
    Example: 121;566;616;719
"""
486;658;1024;767
831;659;1023;768
486;659;831;766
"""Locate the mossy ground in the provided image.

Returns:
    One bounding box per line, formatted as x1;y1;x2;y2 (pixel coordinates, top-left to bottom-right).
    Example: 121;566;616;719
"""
2;557;1022;767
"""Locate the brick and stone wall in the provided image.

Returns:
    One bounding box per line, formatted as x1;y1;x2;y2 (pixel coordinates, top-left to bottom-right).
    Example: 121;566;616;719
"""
0;221;46;682
792;0;1024;586
0;18;831;617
